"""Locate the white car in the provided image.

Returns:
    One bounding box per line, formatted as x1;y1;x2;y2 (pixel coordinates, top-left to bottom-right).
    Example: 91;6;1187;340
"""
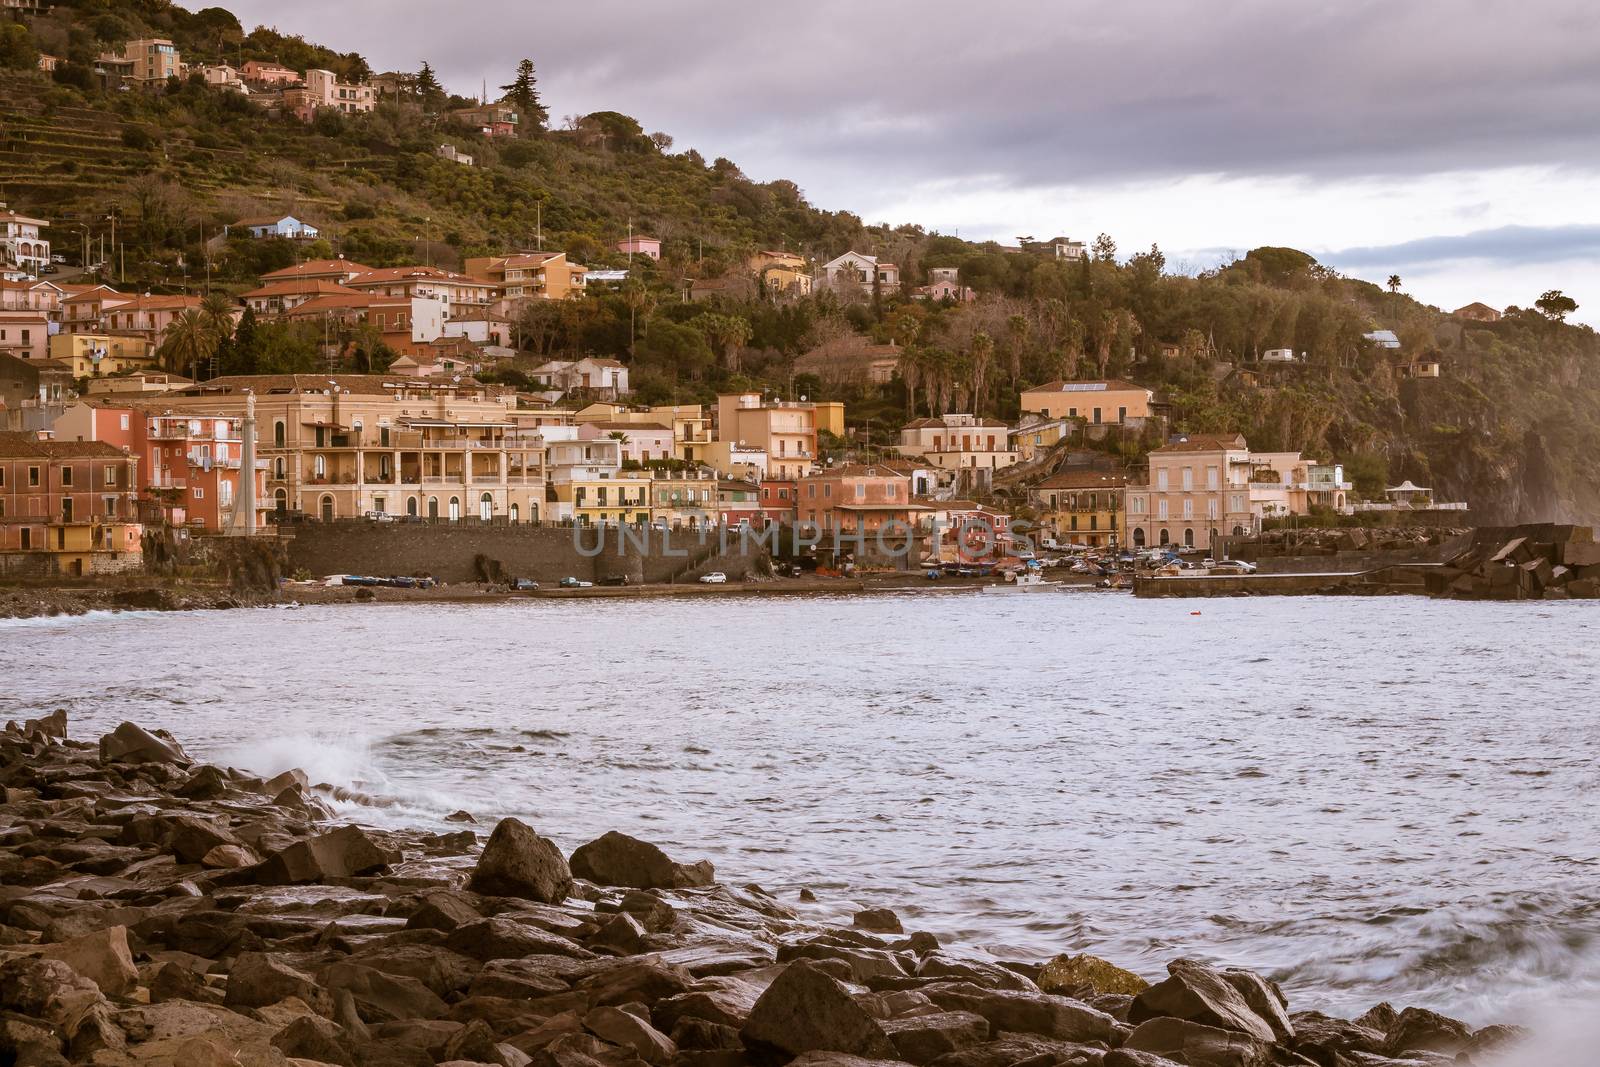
698;572;727;584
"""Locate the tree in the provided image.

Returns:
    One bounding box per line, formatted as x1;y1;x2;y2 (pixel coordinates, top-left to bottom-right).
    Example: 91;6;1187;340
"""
415;61;445;112
0;23;38;70
158;311;217;380
500;59;548;134
1535;289;1578;322
1091;233;1118;263
698;313;753;373
1386;274;1401;294
968;332;994;417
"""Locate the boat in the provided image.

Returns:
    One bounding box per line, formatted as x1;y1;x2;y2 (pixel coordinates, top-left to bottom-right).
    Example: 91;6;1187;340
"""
983;568;1061;593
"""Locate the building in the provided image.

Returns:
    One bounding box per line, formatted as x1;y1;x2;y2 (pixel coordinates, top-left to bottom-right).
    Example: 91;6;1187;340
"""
0;431;142;576
440;309;515;347
344;266;496;318
749;251;811;297
191;63;249;94
1364;330;1401;350
0;205;50;277
0;310;50;361
576;420;674;464
449;103;519;137
283;69;376;121
0;353;72;431
241;61;300;86
97;38;180;86
530;358;629;398
820;251;899;295
573;403;713;463
85;371;191;397
464;252;588;301
1452;302;1502;323
917;499;1012;563
258;259;374;285
1019;379;1154;424
52;403;269;531
436;144;474;166
1034;469;1127;548
715;393;821;481
758;477;797;526
794;338;901;387
651;467;720;529
1009;415;1074;462
914;267;976;303
281;293;447;357
0;278;64;314
1123;433;1255;551
795;464;922;536
156;374;546;524
60;293;202;342
543;434;650;525
702;440;767;482
241;279;364;316
897;414;1016;470
1261;348;1299;363
231;215;320;241
47;334;158;378
615;235;661;261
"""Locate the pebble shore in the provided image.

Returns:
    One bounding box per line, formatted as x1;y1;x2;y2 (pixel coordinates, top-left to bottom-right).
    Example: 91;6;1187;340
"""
0;713;1528;1067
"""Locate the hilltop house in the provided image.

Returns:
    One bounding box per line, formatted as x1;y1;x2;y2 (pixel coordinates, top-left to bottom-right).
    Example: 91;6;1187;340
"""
615;235;661;260
0;205;50;278
231;215;320;240
1019;379;1155;425
1452;302;1502;323
820;251;899;295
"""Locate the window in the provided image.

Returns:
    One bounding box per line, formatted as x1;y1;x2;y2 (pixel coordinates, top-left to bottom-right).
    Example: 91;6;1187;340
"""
1118;406;1127;422
1158;499;1169;520
1207;500;1218;520
1207;466;1219;490
274;421;286;447
1181;468;1193;491
824;484;832;498
103;496;117;517
1156;468;1168;491
61;466;73;487
855;484;865;499
120;414;129;431
193;487;203;499
1182;499;1193;519
314;455;326;477
1093;407;1102;424
20;528;31;549
104;465;116;487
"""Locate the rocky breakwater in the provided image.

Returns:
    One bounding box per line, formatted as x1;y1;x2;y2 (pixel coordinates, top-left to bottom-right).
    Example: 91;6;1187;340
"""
1;713;1529;1067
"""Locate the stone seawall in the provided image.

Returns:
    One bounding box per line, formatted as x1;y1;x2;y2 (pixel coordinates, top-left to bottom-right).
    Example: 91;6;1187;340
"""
285;522;768;585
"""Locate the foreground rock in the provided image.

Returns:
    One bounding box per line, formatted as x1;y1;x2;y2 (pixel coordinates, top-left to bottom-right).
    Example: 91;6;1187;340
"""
0;715;1526;1067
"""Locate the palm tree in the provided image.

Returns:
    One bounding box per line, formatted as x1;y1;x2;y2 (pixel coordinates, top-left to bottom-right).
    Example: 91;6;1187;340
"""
158;310;217;381
200;293;236;342
897;344;922;417
968;332;994;417
1387;274;1402;294
700;313;753;373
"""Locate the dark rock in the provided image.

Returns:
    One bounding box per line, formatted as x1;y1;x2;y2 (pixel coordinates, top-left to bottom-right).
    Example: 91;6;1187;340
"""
927;1034;1093;1067
98;722;191;765
352;942;481;997
225;951;331;1013
445;918;594;962
24;708;67;739
1039;954;1150;998
881;1010;990;1064
741;960;897;1059
1353;1003;1397;1034
470;957;578;999
406;889;484;932
921;982;1114;1044
585;1004;677;1064
468;818;574;903
1382;1006;1472;1058
447;810;478;823
1288;1010;1385;1064
1127;960;1278;1043
670;1017;745;1051
1217;968;1293;1042
443;1018;506;1064
579;960;695;1008
1123;1017;1273;1067
176;765;231;800
1460;1023;1529;1060
854;908;904;934
916;953;1039;992
569;830;714;890
39;924;139;997
259;824;401;884
617;891;675;933
148;960;208;1003
0;956;106;1024
273;1013;355;1066
799;889;818;902
167;814;241;865
592;911;648;953
323;960;452;1023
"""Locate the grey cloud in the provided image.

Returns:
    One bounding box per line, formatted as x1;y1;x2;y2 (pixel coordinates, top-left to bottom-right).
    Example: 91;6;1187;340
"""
218;0;1600;202
1325;225;1600;271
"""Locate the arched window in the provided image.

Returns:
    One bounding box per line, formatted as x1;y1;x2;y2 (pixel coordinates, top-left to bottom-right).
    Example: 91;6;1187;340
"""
509;503;520;524
274;488;287;516
1184;528;1195;547
320;495;334;522
1133;528;1146;548
427;496;439;520
313;455;326;478
448;496;460;522
273;420;286;448
407;497;418;517
1232;525;1244;536
479;493;493;521
1158;529;1170;545
274;457;285;479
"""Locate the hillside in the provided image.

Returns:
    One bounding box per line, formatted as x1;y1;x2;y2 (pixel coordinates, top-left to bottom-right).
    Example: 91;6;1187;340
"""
2;0;1599;524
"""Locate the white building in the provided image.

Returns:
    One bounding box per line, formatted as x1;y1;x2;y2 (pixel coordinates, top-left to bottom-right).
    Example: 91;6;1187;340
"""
819;251;899;294
0;205;50;278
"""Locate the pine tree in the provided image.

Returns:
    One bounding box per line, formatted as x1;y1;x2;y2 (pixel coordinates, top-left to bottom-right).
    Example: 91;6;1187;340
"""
415;61;445;111
499;58;548;134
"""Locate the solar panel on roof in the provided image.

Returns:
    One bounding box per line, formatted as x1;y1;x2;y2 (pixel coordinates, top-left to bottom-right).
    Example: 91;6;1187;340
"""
1058;382;1108;392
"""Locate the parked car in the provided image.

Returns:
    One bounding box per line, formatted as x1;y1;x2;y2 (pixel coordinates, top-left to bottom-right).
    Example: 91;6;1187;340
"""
699;572;727;584
559;577;592;588
513;578;540;591
599;575;630;586
1201;557;1218;569
1210;560;1258;574
363;510;395;523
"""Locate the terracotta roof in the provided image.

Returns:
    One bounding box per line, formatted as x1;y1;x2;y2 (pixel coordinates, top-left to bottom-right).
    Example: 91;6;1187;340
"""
1036;470;1130;490
184;374;486;396
589;421;671;432
803;464;910;479
1023;378;1149;394
1154;433;1248;453
348;265;484;285
241;280;363;299
259;260;373;281
0;432;129;459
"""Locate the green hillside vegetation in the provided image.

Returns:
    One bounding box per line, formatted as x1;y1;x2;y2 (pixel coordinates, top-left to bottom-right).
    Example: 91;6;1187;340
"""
2;0;1598;522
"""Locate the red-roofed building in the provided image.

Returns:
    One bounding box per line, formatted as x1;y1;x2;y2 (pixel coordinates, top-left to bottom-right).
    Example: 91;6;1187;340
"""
0;430;142;576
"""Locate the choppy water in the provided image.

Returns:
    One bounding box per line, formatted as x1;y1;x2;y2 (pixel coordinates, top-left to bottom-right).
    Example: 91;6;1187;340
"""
4;593;1599;1025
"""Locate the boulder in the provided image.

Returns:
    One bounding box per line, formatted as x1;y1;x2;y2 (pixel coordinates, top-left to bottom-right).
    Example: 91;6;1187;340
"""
1128;960;1278;1042
881;1010;990;1064
1382;1006;1472;1057
921;982;1114;1044
578;960;695;1008
1038;954;1150;998
468;819;573;903
272;1014;355;1066
1287;1010;1385;1062
445;918;593;962
568;830;714;890
442;1018;507;1065
322;961;450;1023
259;825;400;884
584;1005;677;1064
617;891;675;933
98;722;191;765
24;708;68;738
176;765;231;799
406;891;484;932
1218;968;1293;1042
740;959;898;1059
854;908;904;934
592;912;649;953
0;956;106;1024
167;815;242;864
1122;1016;1273;1067
225;952;332;1013
202;843;259;869
39;924;139;997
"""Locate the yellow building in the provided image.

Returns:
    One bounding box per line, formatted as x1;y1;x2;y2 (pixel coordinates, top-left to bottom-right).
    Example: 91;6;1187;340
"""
48;334;158;379
749;251;812;297
650;467;720;529
1019;379;1154;424
575;402;713;463
1010;417;1073;462
1033;469;1128;548
464;251;588;301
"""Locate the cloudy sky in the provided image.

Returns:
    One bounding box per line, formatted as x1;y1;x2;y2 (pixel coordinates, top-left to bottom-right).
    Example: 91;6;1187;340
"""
220;0;1600;324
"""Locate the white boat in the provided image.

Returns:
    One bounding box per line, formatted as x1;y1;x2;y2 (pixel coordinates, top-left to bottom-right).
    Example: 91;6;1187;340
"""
983;569;1061;592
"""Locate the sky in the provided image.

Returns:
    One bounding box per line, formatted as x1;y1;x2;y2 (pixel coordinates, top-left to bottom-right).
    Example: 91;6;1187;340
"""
217;0;1600;324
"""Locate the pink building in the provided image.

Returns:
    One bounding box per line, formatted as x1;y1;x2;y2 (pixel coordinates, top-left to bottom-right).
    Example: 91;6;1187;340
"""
615;235;661;261
242;61;300;86
577;421;674;464
796;464;923;534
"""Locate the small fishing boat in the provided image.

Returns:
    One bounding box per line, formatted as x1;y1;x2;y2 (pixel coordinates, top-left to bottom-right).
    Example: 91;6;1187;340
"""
983;568;1061;593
